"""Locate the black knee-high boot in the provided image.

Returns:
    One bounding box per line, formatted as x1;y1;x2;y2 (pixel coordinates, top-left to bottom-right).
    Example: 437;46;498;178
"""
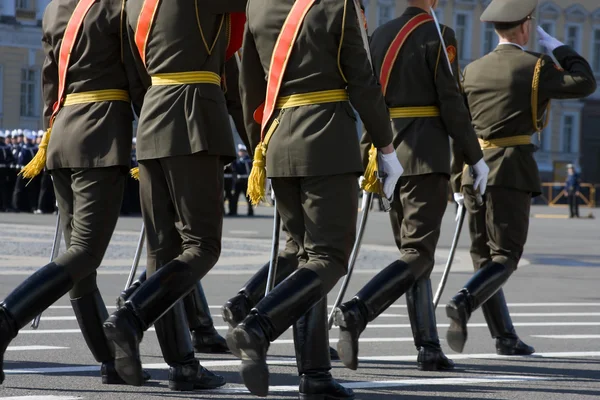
334;260;415;370
406;279;454;371
155;301;225;391
228;268;324;397
295;299;354;400
183;282;228;353
446;261;514;353
1;262;72;385
482;289;534;355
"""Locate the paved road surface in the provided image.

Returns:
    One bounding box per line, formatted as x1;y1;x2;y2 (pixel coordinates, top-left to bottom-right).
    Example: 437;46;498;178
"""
0;204;598;399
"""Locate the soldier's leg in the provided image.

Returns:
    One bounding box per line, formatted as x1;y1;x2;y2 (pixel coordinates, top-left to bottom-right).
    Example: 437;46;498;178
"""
294;298;353;400
183;281;228;353
104;154;225;389
335;174;449;370
11;175;25;211
446;186;531;353
229;175;357;397
0;167;130;385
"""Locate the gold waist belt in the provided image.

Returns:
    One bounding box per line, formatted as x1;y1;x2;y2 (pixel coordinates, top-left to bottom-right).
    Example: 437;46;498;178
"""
389;106;440;118
63;89;130;106
150;71;221;86
479;135;531;149
275;89;349;109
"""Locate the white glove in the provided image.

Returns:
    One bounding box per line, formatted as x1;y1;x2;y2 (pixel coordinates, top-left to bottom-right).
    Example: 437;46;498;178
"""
472;158;489;196
358;175;365;189
268;179;275;201
378;152;403;201
453;192;464;221
537;26;564;53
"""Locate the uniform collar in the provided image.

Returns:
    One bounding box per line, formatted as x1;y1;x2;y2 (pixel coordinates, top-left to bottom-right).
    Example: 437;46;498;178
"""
497;41;525;51
404;6;429;16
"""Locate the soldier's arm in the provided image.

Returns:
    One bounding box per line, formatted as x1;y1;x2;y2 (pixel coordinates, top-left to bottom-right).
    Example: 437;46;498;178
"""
336;0;392;149
224;58;252;152
41;20;57;130
539;46;597;100
239;18;266;151
204;0;247;13
121;3;146;117
430;27;482;167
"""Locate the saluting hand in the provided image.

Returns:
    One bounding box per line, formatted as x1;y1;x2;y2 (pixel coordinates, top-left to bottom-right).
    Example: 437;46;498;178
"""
536;26;564;53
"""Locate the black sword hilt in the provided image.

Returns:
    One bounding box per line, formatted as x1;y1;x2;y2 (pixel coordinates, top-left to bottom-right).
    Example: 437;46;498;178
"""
375;170;392;212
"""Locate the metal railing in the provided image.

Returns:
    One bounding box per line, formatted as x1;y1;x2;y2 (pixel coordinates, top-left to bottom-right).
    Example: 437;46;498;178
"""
539;182;597;208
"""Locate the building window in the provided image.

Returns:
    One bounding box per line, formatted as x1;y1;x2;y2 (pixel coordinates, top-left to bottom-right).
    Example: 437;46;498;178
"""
434;7;444;24
377;0;394;27
454;12;472;63
481;23;498;55
20;69;39;118
561;112;579;154
16;0;34;10
565;24;581;52
592;28;600;74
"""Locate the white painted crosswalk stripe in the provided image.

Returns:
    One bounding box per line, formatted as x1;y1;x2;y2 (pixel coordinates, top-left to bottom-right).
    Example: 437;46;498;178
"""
5;351;600;376
531;334;600;339
0;397;82;400
6;346;68;351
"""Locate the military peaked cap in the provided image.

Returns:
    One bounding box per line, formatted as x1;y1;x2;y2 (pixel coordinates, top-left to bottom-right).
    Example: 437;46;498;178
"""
481;0;538;23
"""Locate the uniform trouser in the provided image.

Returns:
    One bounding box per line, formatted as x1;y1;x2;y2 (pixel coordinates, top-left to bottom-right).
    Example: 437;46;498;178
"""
37;169;56;213
272;174;357;292
52;167;127;297
0;168;9;210
12;175;29;211
354;174;448;320
138;153;223;364
464;185;531;334
231;180;251;215
249;175;357;348
6;169;17;209
567;191;579;217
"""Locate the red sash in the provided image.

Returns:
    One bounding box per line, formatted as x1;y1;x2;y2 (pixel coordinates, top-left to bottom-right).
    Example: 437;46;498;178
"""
227;12;246;60
253;0;316;137
52;0;97;124
134;0;160;65
379;13;432;96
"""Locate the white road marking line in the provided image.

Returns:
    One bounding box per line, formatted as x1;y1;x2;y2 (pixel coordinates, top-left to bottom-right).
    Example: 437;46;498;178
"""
6;351;600;377
510;312;600;317
531;335;600;339
17;321;600;334
6;346;68;351
272;338;415;344
228;230;259;235
215;375;553;393
360;351;600;362
0;397;82;400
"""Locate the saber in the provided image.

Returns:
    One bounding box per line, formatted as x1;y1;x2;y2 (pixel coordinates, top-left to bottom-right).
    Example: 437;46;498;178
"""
125;224;146;290
31;210;62;330
265;200;281;295
328;192;373;328
433;203;466;309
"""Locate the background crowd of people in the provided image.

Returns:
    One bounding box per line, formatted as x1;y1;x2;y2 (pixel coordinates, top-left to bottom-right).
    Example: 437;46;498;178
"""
0;130;255;217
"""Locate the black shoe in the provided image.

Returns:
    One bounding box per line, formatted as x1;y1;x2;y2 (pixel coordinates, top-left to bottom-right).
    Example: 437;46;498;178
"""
417;347;455;371
333;298;367;371
496;337;535;356
102;306;144;386
299;372;354;400
191;327;229;354
329;347;340;361
169;362;226;391
445;291;470;354
222;293;253;358
229;315;270;397
101;361;151;385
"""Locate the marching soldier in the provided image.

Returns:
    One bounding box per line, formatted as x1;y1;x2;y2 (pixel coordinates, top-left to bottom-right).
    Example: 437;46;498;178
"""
229;0;402;397
11;133;37;212
0;0;146;386
102;0;247;391
333;0;487;372
230;144;253;216
447;0;596;354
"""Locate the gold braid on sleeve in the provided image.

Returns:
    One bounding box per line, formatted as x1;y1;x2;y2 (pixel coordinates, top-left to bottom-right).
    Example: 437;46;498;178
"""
531;56;551;139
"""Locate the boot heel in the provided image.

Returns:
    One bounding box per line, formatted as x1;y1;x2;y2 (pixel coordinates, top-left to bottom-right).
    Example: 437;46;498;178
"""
169;380;195;391
299;394;326;400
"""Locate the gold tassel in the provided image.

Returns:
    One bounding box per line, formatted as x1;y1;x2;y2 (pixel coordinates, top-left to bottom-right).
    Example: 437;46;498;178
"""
20;128;51;180
130;167;140;180
361;145;382;194
246;142;267;206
